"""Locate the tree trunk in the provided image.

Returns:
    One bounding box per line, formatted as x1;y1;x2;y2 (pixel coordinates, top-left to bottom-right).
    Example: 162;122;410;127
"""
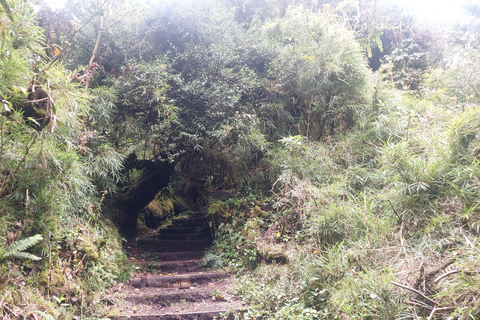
118;158;176;239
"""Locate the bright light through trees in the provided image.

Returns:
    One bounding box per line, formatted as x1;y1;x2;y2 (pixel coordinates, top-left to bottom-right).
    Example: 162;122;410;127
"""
388;0;467;23
43;0;469;23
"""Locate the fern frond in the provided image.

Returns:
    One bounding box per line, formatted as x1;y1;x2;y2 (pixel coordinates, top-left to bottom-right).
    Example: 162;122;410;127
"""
7;251;42;261
4;234;43;258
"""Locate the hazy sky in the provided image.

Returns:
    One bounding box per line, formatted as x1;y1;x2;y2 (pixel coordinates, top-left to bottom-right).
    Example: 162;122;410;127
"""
392;0;468;23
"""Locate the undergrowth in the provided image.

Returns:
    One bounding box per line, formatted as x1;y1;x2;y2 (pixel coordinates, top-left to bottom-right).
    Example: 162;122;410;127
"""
208;89;480;319
0;1;129;318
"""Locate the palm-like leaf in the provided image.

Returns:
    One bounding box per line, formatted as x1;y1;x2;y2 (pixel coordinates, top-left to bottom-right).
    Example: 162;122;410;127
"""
0;0;13;21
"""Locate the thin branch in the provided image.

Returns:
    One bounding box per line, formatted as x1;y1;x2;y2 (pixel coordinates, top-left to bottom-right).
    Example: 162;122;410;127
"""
363;191;371;247
405;113;412;140
433;270;458;283
391;281;438;306
25;97;49;104
427;306;456;320
427;306;437;320
88;18;103;67
0;273;12;291
3;303;18;317
463;56;480;109
13;134;38;175
85;14;104;91
0;114;4;161
379;121;403;139
424;259;456;281
44;0;109;71
404;300;432;309
43;140;63;174
435;307;455;311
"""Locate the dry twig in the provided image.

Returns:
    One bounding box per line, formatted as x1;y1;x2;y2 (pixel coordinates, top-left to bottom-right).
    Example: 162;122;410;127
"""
3;303;18;317
391;281;438;306
434;269;479;283
433;270;459;283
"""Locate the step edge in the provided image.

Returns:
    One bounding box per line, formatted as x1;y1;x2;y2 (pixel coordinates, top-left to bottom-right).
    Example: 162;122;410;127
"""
110;307;245;319
130;272;230;288
133;259;201;265
123;288;221;300
131;272;230;283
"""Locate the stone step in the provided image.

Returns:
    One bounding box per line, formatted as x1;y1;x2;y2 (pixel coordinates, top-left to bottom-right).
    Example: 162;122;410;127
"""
134;260;202;273
171;221;208;228
125;291;215;306
110;211;247;320
173;217;208;224
154;233;209;241
112;308;240;320
159;227;207;235
209;190;234;202
125;281;231;306
136;239;210;253
136;251;206;261
131;272;230;289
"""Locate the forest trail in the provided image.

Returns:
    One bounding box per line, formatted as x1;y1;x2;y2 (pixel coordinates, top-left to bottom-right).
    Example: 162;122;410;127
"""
108;191;244;319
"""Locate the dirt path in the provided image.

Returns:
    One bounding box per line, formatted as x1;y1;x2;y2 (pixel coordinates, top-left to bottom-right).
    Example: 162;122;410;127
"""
107;192;244;319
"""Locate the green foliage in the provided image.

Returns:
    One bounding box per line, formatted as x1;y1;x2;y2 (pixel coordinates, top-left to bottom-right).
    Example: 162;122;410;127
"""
264;6;372;139
0;1;128;318
211;83;480;318
273;135;337;185
83;143;125;194
0;0;13;21
214;219;260;270
0;0;44;109
208;195;279;270
449;107;480;161
329;268;405;318
422;24;480;108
